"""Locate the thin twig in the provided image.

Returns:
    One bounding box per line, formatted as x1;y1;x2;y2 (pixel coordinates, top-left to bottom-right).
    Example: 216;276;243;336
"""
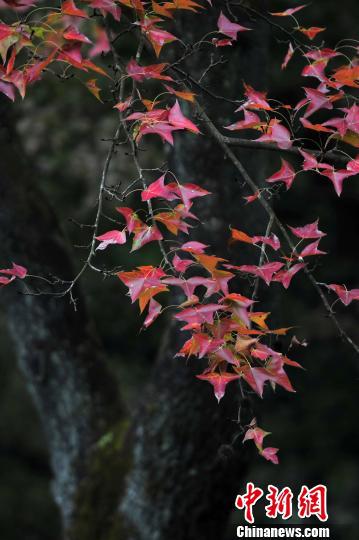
250;215;274;311
108;26;173;270
194;102;359;356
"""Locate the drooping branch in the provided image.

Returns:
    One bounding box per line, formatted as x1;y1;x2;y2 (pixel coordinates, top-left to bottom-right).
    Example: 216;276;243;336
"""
192;101;359;357
222;135;350;166
170;66;350;167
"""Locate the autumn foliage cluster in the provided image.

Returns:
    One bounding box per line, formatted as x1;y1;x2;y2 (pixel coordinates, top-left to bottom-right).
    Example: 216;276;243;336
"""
1;0;358;464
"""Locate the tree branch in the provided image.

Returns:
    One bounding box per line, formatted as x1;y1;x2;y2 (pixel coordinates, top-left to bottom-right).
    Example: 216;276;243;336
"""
222;135;350;166
194;101;359;357
170;66;349;167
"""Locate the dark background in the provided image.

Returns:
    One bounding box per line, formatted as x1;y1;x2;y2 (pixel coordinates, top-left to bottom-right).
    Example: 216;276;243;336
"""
0;1;358;539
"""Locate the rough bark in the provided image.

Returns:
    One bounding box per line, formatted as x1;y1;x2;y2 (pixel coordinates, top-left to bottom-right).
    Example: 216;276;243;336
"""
0;97;125;537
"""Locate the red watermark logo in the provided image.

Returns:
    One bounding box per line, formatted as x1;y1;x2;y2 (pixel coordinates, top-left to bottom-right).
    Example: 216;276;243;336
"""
235;483;328;524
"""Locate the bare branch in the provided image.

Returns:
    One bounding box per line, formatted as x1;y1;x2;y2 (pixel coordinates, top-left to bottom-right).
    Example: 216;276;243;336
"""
222;135;350;166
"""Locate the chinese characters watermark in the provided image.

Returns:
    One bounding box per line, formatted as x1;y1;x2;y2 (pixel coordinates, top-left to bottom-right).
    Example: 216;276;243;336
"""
235;483;328;524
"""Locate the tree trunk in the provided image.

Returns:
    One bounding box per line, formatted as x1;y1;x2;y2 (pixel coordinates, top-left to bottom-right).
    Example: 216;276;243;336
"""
118;5;269;539
0;97;125;537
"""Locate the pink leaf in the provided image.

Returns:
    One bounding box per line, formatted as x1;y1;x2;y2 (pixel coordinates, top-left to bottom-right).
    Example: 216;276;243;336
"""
0;80;15;101
131;225;163;252
299;149;319;171
0;262;28;279
300;117;334;133
0;275;15;286
347;156;359;173
342;104;359;134
328;284;359;306
217;11;251;41
89;27;110;57
170;182;210;209
281;42;295;70
139;122;179;145
168;100;200;133
141;174;179;201
261;447;279;465
320;167;357;196
117;266;167;304
62;0;89;18
238;262;284;285
143;298;162;328
300;240;326;257
96;230;126;250
196;371;240;402
88;0;121;20
238;83;271;111
266;159;296;190
0;23;14;41
224;110;261;131
257;120;292;149
63;25;92;44
272;263;306;289
252;234;281;251
174;303;223;327
243;425;270;448
302;87;333;119
172;254;193;273
289;219;326;239
270;5;307;17
180;241;209;254
301;60;328;83
126;59;172;82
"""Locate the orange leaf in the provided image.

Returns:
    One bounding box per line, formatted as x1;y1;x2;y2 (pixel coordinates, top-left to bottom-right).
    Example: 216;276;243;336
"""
231;228;253;244
300;118;334;133
62;0;89;18
164;84;196;102
195;253;226;273
138;285;168;313
85;79;102;101
332;65;359;88
152;1;174;17
249;312;270;330
267;327;294;336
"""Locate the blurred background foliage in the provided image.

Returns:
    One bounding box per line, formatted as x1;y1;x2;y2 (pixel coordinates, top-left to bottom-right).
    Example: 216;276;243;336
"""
0;1;359;538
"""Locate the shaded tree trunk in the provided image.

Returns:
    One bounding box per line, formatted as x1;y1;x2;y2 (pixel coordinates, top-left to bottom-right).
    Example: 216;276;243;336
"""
0;97;125;535
118;5;269;539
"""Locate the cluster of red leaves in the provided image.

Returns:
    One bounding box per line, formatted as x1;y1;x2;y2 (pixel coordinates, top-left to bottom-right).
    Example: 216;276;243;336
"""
111;168;305;454
225;85;358;196
1;0;359;464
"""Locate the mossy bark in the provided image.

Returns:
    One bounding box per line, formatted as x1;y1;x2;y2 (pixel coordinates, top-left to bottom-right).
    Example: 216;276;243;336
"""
0;97;125;536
